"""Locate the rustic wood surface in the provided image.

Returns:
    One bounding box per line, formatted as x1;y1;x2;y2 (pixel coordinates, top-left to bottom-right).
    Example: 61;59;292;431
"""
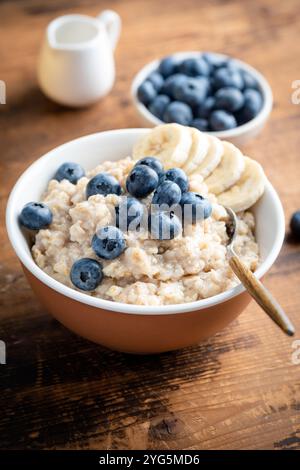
0;0;299;450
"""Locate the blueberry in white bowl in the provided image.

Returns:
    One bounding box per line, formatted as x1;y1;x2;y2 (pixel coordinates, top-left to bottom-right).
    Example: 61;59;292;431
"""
180;192;212;224
19;202;53;230
178;57;210;77
115;197;144;231
152;180;182;207
191;118;209;132
126;164;159;198
135;156;165;183
164;168;189;193
70;258;103;291
148;211;182;240
137;80;157;105
132;51;273;145
163;101;193;125
173;77;209;107
86;173;122;199
92;226;126;260
54;162;85;184
161;73;187;98
148;94;170;120
158;56;177;78
210;110;237;131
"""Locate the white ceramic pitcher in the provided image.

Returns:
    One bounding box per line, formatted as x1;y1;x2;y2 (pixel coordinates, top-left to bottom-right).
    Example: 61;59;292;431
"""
37;10;121;107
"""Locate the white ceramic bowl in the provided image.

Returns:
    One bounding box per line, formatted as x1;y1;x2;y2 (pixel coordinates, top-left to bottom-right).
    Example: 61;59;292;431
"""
131;52;273;146
6;129;284;353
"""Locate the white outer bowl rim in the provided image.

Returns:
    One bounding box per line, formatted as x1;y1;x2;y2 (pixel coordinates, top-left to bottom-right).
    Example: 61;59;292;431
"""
131;51;273;139
6;128;284;316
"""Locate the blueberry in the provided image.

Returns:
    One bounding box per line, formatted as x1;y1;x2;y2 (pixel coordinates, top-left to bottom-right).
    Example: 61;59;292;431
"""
236;88;263;123
173;77;208;107
92;226;126;260
148;94;170;120
191;118;209;132
161;73;186;98
147;71;164;91
214;87;244;112
290;211;300;240
203;52;227;69
19;202;53;230
158;56;177;78
178;57;210;77
137;80;157;105
86;173;121;199
135;156;165;183
209;110;237;131
241;70;258;89
54;162;85;184
152;180;182;208
165;168;189;193
180;192;212;224
126;164;158;198
195;96;216;119
163;101;193;125
70;258;103;291
148;211;181;240
115;197;144;231
213;66;244;90
196;76;212;95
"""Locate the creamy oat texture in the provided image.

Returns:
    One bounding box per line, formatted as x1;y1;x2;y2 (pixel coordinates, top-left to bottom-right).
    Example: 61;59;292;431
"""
32;157;259;306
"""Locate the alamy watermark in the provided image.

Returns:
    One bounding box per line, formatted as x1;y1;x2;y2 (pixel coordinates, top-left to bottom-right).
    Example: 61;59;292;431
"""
0;80;6;104
291;339;300;365
291;80;300;104
0;340;6;364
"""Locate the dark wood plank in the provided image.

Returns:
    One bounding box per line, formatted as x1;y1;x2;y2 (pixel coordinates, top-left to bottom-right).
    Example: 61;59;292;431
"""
0;0;299;450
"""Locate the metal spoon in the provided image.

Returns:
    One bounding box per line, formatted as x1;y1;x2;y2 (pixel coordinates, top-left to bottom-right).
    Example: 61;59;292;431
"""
225;207;295;336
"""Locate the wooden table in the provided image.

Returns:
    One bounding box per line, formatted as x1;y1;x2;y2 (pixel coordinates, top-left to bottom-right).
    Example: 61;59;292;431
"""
0;0;299;450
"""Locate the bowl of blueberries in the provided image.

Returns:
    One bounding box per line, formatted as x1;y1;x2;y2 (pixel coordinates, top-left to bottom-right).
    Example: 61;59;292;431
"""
132;51;273;146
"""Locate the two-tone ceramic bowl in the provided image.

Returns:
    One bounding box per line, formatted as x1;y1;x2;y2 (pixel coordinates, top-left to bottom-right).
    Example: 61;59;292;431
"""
6;129;284;354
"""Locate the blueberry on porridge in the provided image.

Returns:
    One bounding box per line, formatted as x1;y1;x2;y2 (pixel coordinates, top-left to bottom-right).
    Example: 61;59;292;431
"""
92;226;126;260
54;162;85;184
70;258;103;291
19;202;53;230
86;172;122;198
22;124;265;306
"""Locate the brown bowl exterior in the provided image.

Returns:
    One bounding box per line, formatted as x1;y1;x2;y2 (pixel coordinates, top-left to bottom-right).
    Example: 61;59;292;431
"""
23;265;251;354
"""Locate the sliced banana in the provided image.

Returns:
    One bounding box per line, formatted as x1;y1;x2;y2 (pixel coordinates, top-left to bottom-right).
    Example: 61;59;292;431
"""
204;141;245;195
182;127;210;175
217;156;266;212
192;135;223;179
132;123;192;169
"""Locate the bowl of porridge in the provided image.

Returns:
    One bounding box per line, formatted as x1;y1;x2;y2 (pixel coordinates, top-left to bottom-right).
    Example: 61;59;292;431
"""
6;126;284;353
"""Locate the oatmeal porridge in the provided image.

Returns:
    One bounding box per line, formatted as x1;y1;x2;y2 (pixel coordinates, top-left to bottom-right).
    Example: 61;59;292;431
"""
30;155;259;306
17;124;266;306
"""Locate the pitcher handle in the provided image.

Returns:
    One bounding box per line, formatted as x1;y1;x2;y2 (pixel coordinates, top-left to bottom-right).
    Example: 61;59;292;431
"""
97;10;121;50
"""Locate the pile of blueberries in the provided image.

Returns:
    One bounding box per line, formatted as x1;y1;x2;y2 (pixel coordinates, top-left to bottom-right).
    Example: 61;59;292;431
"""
19;158;212;291
137;52;263;131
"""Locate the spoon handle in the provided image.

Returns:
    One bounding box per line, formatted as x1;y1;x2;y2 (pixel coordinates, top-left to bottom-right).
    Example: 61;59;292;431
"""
228;252;295;336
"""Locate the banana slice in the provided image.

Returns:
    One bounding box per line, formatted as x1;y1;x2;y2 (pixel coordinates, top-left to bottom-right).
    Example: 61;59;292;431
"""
182;127;210;175
217;156;266;212
204;141;245;195
132;123;192;169
192;135;223;179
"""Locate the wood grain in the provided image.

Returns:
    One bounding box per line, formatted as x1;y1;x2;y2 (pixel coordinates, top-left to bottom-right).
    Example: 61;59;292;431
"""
0;0;300;450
